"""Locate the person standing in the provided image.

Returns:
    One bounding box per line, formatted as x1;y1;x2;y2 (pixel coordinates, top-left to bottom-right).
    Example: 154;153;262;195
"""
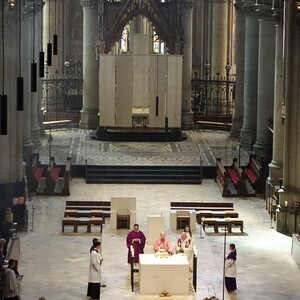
183;225;195;243
224;243;237;293
87;240;103;300
126;224;146;272
2;259;19;300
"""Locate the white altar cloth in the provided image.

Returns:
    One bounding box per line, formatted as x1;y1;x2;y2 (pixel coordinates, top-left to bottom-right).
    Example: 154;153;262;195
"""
139;253;189;295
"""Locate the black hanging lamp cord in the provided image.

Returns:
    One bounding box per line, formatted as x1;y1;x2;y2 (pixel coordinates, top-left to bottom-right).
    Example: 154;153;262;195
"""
17;0;24;110
1;0;8;134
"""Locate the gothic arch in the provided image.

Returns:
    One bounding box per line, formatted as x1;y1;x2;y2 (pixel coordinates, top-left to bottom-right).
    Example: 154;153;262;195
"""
102;0;184;54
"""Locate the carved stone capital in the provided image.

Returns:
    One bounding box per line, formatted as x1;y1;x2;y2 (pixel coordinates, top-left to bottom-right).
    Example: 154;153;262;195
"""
235;0;283;21
183;0;196;10
23;0;44;16
80;0;98;9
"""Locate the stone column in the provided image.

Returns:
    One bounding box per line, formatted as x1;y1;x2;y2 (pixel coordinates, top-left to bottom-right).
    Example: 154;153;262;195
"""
277;0;299;235
31;2;43;149
253;19;276;158
240;14;259;148
22;7;34;160
0;2;23;182
181;0;196;129
268;24;284;180
230;6;245;138
211;0;228;77
80;0;98;129
42;0;59;75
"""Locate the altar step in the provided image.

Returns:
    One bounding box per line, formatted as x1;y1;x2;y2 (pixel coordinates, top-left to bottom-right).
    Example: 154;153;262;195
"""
85;165;203;184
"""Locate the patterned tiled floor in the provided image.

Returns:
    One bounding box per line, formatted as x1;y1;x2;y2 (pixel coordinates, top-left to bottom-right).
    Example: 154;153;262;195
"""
38;128;251;167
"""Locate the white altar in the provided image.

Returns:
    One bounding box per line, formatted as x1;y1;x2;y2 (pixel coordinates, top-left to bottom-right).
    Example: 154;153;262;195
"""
139;253;189;295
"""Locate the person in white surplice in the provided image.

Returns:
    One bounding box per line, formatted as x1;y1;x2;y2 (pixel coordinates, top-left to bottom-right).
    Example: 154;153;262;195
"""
176;232;194;271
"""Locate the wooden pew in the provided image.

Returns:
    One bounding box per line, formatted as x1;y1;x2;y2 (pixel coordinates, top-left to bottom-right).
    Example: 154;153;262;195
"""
64;209;105;223
242;154;264;193
65;200;111;219
215;158;230;197
62;217;103;233
43;119;71;130
62;157;72;196
202;218;244;233
44;157;61;195
25;153;45;193
170;201;234;211
196;120;232;131
196;210;239;223
225;158;248;197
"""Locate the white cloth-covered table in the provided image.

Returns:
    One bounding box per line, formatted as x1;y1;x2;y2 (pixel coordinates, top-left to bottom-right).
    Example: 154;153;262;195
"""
139;253;189;295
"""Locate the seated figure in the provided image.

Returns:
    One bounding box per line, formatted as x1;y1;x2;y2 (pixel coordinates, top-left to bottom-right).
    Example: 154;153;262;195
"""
153;231;173;255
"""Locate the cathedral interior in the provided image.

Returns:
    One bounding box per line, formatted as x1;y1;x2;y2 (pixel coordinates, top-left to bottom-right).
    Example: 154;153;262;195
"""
1;0;300;299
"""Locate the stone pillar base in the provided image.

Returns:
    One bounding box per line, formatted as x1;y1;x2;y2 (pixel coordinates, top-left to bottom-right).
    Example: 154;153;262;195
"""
240;127;256;148
23;140;34;162
31;126;41;150
80;109;98;130
253;142;271;159
278;188;300;236
181;111;194;129
230;116;243;138
268;161;283;181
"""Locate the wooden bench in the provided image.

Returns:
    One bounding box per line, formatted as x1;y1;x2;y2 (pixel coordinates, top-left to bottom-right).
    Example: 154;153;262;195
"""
202;218;244;233
196;120;232;131
225;158;248;197
170;201;234;211
215;158;230;197
43;119;71;130
25;153;45;193
242;154;264;193
62;157;72;196
196;210;239;223
64;209;105;223
43;158;61;195
62;217;103;233
65;200;111;219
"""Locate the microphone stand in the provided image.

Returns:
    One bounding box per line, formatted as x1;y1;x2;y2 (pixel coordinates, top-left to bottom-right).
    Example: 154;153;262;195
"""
29;196;35;232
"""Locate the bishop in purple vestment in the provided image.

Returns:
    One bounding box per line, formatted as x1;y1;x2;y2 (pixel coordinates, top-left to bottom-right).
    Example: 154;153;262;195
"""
126;224;146;264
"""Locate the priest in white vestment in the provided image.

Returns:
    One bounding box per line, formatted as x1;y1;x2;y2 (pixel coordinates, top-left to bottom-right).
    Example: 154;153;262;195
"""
176;232;194;271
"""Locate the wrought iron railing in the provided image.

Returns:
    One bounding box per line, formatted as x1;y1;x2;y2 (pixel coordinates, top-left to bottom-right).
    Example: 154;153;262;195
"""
191;74;235;118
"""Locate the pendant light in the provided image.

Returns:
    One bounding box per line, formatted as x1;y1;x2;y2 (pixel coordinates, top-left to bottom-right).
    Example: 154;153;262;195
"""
31;1;37;92
17;0;24;110
1;0;7;134
53;0;57;55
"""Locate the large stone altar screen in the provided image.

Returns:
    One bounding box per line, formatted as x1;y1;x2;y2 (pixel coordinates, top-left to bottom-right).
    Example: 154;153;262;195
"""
99;36;182;129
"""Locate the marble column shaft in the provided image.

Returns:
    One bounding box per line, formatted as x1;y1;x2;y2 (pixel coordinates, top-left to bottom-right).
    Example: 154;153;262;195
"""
253;19;276;157
211;0;229;77
80;0;99;129
0;5;23;182
268;24;284;180
181;1;195;128
22;13;34;160
42;0;59;75
230;9;245;138
240;14;259;147
31;9;42;149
